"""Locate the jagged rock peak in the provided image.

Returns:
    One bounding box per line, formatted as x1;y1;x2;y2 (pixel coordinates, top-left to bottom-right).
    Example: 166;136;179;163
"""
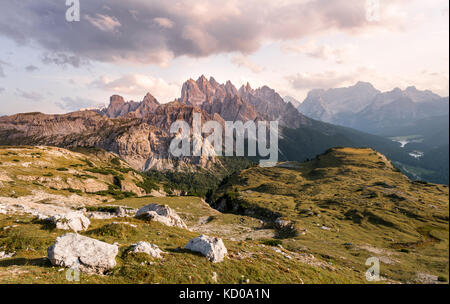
110;95;125;105
142;92;160;105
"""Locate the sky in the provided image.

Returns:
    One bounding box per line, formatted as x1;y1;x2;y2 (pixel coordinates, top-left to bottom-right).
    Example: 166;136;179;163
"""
0;0;448;115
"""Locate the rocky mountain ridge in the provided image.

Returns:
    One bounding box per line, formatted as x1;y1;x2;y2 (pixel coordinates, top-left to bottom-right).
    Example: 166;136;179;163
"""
297;82;449;135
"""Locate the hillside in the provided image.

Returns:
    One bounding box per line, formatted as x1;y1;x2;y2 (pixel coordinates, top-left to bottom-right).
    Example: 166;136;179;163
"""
0;146;167;202
211;147;449;283
0;146;448;284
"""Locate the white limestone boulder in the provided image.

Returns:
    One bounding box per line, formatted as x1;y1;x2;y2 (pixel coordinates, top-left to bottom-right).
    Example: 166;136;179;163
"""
184;235;228;263
130;241;164;259
48;211;90;232
47;233;118;274
135;204;187;229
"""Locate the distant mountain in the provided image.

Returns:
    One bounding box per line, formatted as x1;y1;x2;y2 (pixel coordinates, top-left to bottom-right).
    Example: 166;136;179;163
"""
283;96;301;108
299;81;381;123
298;82;449;136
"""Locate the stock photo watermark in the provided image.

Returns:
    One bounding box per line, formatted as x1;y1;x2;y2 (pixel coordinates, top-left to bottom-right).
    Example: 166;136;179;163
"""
365;257;380;282
65;260;81;282
366;0;381;22
66;0;80;22
169;113;279;167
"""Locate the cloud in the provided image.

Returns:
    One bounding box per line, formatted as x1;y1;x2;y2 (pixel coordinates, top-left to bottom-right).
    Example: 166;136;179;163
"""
0;87;5;93
15;89;44;101
281;41;355;64
230;55;265;73
56;97;100;112
85;14;121;32
153;17;175;29
25;65;39;72
287;71;355;90
0;60;9;77
0;0;406;66
42;52;88;68
90;74;179;102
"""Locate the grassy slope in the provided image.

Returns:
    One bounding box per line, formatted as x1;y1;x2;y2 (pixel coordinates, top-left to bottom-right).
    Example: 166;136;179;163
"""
0;147;448;284
0;196;359;284
0;146;160;200
214;147;449;283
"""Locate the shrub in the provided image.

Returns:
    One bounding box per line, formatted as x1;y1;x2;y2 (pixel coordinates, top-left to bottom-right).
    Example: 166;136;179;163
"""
438;276;448;282
111;157;122;166
262;239;283;246
56;167;68;172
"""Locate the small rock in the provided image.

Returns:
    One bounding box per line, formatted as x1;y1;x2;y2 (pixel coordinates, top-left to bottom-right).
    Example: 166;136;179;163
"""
135;204;187;229
212;272;218;283
130;241;164;259
274;218;292;229
111;222;137;228
185;235;228;263
47;233;118;274
115;206;127;217
0;251;15;260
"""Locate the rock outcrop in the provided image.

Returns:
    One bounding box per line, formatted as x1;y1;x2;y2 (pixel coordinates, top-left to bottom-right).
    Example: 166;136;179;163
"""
135;204;187;229
47;233;118;274
130;241;164;259
48;212;90;232
184;235;228;263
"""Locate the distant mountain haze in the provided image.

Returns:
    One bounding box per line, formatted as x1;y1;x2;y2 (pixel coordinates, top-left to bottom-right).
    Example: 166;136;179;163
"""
298;82;449;136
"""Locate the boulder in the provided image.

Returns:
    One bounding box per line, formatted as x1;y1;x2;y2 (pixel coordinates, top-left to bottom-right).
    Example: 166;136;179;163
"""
130;241;164;259
274;218;292;229
47;233;118;274
48;212;90;232
135;204;187;229
115;206;127;217
184;235;227;263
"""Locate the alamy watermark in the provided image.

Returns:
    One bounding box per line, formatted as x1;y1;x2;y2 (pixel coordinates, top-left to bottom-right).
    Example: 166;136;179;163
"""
365;257;380;281
66;0;80;22
366;0;380;22
65;260;81;282
169;113;279;167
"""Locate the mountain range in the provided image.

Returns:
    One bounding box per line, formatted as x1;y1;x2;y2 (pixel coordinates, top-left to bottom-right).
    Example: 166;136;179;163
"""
295;82;449;136
0;76;445;183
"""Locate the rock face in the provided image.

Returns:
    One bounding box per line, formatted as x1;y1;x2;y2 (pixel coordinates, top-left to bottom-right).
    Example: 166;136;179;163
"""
135;204;187;229
130;241;164;259
47;233;118;274
48;212;90;232
179;76;311;129
184;235;228;263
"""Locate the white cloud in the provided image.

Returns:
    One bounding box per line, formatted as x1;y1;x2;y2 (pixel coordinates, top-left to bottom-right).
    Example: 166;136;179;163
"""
281;41;355;64
230;55;265;73
15;89;44;101
91;74;179;103
56;97;101;112
287;70;355;90
153;17;175;29
85;14;121;32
